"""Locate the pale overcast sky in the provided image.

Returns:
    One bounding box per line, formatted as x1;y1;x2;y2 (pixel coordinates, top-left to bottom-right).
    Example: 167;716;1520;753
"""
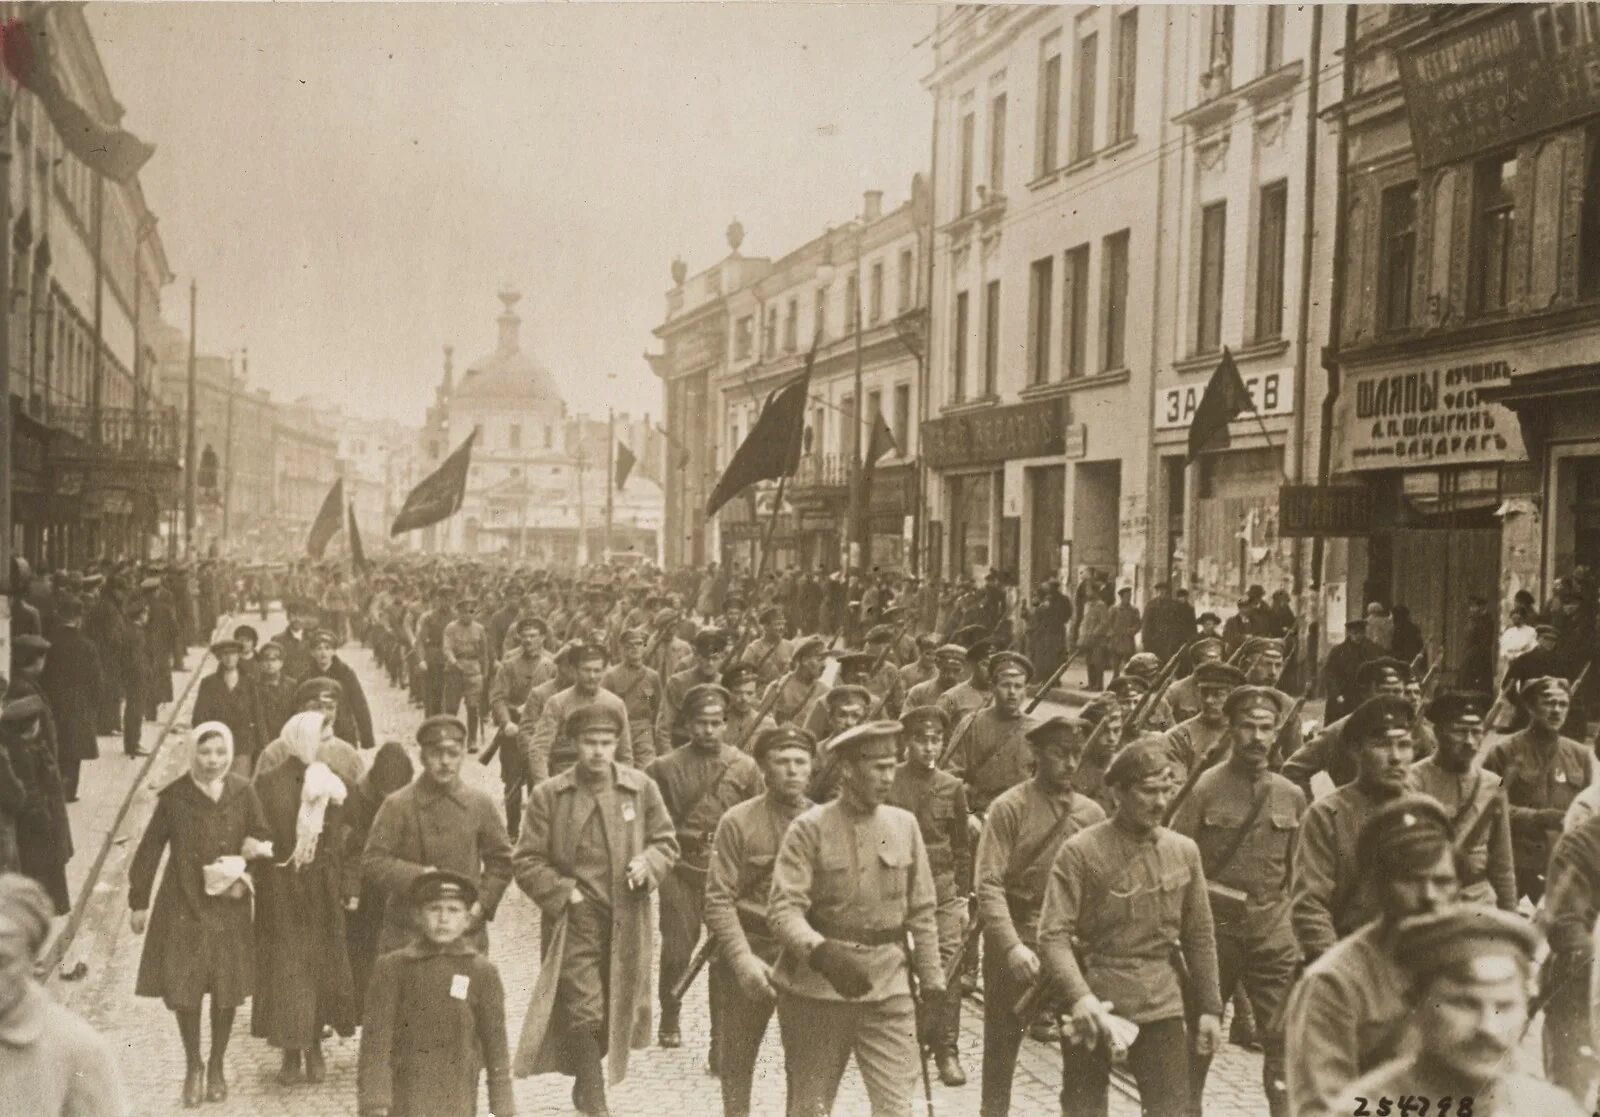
88;2;940;427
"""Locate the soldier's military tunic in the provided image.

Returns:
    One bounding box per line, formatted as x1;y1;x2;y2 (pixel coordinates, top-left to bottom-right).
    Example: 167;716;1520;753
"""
1408;756;1517;910
1482;727;1591;902
704;793;808;1117
523;686;634;785
903;675;954;711
935;680;990;727
974;781;1104;1117
723;705;777;754
442;618;487;713
488;647;553;837
865;663;905;719
1165;673;1205;726
740;636;792;688
1290;783;1399;962
945;707;1033;814
768;797;944;1117
651;635;693;683
645;744;763;1040
656;665;725;751
602;662;662;768
763;672;830;729
1170;762;1306;1117
898;658;937;694
1282;923;1412;1117
1038;819;1223;1117
1161;714;1231;781
888;762;970;1061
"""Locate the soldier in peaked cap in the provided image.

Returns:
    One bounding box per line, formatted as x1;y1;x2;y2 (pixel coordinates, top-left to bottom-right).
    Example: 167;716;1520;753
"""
762;636;831;730
442;597;490;749
487;615;558;838
1283;796;1462;1117
647;607;694;682
1291;695;1423;962
802;684;875;788
1409;691;1515;912
1161;661;1246;779
704;725;817;1117
1282;656;1428;800
905;642;967;712
1236;636;1303;757
644;682;762;1058
739;605;792;689
898;633;941;695
1038;735;1222;1117
603;626;663;772
1483;675;1591;904
1165;636;1227;723
523;642;632;785
1171;683;1305;1117
720;662;774;752
888;704;971;1086
973;714;1105;1116
934;639;996;727
656;628;732;752
945;651;1035;819
768;719;945;1117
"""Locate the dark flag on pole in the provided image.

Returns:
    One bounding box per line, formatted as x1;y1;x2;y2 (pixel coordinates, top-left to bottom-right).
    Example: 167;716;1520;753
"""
347;502;368;572
1186;347;1255;462
0;12;155;185
706;357;812;518
615;442;636;491
306;479;344;558
391;430;477;535
656;423;691;471
865;409;899;470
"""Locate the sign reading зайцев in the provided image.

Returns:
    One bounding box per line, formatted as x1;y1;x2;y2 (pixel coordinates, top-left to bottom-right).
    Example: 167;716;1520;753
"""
1397;5;1600;170
1339;359;1525;472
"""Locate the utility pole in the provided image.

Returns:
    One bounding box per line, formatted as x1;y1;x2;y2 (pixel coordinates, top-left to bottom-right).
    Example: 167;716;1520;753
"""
184;280;197;559
846;222;865;574
222;348;241;545
604;405;615;560
0;100;14;668
575;424;588;566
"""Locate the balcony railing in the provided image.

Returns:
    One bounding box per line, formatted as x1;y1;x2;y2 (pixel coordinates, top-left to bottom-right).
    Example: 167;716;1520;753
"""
52;404;182;463
792;451;850;491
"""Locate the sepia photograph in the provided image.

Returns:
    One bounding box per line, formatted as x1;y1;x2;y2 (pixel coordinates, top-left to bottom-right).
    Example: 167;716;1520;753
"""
0;2;1595;1115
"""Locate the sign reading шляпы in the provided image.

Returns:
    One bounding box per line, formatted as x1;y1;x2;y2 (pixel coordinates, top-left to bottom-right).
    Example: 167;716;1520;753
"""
1340;359;1524;471
1397;5;1600;169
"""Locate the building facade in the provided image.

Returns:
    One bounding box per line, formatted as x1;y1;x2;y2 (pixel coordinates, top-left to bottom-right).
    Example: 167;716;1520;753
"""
270;399;340;554
1322;3;1600;676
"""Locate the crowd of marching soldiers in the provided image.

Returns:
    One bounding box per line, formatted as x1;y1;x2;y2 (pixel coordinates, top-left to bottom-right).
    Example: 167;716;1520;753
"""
19;551;1600;1115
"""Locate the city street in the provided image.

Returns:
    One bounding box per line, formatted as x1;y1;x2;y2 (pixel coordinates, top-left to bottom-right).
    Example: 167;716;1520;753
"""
47;615;1268;1117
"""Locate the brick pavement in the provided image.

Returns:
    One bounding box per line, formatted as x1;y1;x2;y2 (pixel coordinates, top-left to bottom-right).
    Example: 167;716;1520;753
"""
56;620;1282;1117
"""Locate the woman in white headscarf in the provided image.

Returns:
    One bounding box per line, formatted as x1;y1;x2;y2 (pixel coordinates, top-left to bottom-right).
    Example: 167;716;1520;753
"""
128;721;269;1107
249;711;358;1087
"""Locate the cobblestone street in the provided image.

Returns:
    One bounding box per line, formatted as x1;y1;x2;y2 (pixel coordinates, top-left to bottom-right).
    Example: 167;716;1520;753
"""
51;615;1267;1117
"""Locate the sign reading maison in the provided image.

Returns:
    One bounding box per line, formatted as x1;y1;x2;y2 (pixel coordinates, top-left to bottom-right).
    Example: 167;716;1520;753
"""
922;398;1066;468
1397;5;1600;169
1342;359;1524;471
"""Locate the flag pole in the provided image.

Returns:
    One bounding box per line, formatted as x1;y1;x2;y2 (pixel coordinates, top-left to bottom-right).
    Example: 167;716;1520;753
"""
755;474;787;582
1248;407;1294;487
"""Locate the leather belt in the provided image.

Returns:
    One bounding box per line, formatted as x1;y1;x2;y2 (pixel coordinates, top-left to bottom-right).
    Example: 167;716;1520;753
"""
809;919;905;947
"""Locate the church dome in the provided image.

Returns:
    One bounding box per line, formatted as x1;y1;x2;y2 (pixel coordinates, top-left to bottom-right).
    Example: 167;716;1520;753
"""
453;288;567;413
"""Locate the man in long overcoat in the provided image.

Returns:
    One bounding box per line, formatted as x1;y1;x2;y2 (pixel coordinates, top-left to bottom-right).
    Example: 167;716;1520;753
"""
512;703;677;1115
39;596;102;802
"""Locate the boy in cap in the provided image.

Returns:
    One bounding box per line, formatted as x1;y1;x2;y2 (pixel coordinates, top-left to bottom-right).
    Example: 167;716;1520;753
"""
1038;737;1222;1117
888;705;971;1085
1170;685;1306;1117
603;627;662;769
1483;675;1591;904
704;725;818;1117
645;684;762;1054
945;652;1036;817
357;871;514;1117
768;720;946;1117
973;714;1106;1116
363;716;514;957
1290;694;1420;961
1410;691;1516;912
1283;795;1462;1117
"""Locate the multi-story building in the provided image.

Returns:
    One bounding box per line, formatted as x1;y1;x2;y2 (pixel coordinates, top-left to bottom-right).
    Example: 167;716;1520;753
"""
7;3;178;567
270;399;340;555
648;226;771;568
424;290;664;562
715;185;932;574
924;5;1168;591
1313;4;1600;676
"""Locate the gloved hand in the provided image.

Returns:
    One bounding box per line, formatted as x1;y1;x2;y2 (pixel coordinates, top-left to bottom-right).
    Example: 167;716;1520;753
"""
733;955;776;1002
809;940;873;998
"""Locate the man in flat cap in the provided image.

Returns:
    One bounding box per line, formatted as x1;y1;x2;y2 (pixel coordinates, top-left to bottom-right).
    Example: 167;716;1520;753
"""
603;627;663;770
761;637;830;729
720;663;775;752
645;683;762;1054
1411;691;1516;912
1170;685;1305;1117
524;644;632;786
1483;675;1591;903
657;628;732;752
973;714;1106;1117
512;701;678;1117
1038;737;1222;1117
1283;796;1462;1117
704;725;818;1117
1291;694;1425;962
1161;662;1245;781
363;715;514;957
888;705;971;1086
768;720;945;1117
1165;637;1226;724
739;606;793;689
1320;618;1380;724
1282;657;1430;801
905;643;968;712
1340;906;1579;1117
945;652;1036;821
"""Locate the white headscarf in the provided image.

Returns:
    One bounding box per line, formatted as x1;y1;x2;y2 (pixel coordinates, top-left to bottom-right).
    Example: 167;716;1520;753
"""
277;711;347;870
189;721;235;802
